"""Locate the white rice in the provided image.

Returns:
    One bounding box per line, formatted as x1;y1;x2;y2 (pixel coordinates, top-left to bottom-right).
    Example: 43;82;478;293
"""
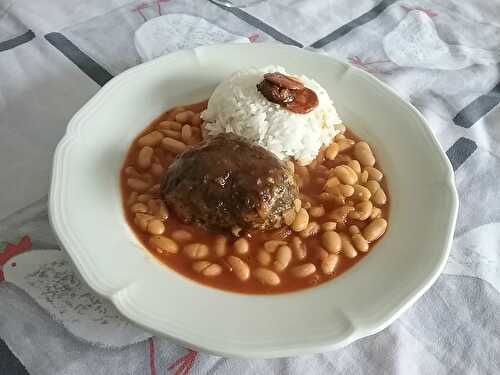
201;66;342;164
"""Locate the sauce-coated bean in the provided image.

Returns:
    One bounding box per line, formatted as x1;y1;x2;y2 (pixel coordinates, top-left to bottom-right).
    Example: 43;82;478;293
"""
347;160;362;174
192;261;211;273
328;206;355;223
322;231;341;253
161;137;186;154
134;213;153;231
183;243;210;259
234;238;249;255
137;131;163;147
354;142;375;167
290;263;316;278
131;202;149;213
309;205;325;218
325;143;339;160
227;256;250;281
352;233;369;252
365;180;381;195
299;222;320;238
340;233;357;258
264;240;287;253
337;138;355;152
291;208;309;232
352;184;371;201
147;219;165;235
127;178;151;192
171;230;193;242
149;235;178;254
254;268;280;286
273;245;292;272
373;188;387;205
214;235;228;257
321;254;339;275
349;201;373;221
321;221;337;231
290;236;307;260
158;120;182;131
334;165;358;185
175;110;195;124
202;263;223;276
363;218;388;242
257;250;272;266
137;194;152;203
365;166;383;181
137;146;154;169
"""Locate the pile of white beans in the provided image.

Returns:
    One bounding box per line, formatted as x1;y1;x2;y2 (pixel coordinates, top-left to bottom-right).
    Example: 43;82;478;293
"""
122;104;389;292
124;106;203;237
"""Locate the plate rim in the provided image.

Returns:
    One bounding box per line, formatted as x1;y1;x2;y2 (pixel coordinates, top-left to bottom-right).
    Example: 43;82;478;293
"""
49;43;459;358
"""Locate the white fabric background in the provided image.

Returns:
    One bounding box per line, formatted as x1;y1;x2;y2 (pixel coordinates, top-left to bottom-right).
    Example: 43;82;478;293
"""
1;0;499;374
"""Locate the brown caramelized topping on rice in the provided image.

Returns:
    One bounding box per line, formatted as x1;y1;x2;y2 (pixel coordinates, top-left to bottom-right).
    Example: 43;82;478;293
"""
257;72;319;114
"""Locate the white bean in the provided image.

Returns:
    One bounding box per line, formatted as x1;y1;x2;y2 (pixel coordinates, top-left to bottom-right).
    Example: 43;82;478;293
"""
340;233;357;258
254;268;280;286
192;261;211;273
158;120;182;131
127;178;151;192
149;235;178;254
257;250;272;266
352;233;370;252
373;188;387;205
151;163;164;177
137;194;152;203
234;238;249;255
130;202;148;213
134;213;153;231
354;141;376;167
325;143;339;160
290;236;307;260
183;243;209;259
363;218;388;242
171;230;193;242
348;201;373;221
202;263;223;276
214;235;228;257
365;166;383;181
321;254;339;275
290;263;316;278
337;138;355;152
147;219;165;235
321;222;337;231
137;131;164;147
227;256;250;281
321;231;341;253
161;137;186;154
334;165;358;185
309;205;325;218
273;245;292;272
292;208;309;232
175;110;195;124
299;222;320;238
264;240;287;253
137;146;154;169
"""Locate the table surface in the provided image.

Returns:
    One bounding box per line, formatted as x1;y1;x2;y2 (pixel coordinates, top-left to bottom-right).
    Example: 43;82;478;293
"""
1;0;500;374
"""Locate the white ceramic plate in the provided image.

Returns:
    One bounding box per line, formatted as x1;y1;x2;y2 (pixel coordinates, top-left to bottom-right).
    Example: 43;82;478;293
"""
49;43;458;358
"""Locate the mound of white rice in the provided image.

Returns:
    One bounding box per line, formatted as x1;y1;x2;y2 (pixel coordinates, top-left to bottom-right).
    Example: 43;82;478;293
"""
201;66;342;163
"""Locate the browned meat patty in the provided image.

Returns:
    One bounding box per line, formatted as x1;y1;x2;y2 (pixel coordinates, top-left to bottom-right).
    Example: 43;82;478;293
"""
161;133;298;232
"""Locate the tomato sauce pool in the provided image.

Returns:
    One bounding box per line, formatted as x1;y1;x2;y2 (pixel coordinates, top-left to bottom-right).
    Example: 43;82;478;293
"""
120;100;390;294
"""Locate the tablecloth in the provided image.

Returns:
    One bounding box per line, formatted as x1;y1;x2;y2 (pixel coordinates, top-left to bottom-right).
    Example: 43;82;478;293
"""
1;0;499;374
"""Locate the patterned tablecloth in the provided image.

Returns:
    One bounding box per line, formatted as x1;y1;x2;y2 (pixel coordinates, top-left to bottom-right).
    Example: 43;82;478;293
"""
1;0;499;374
